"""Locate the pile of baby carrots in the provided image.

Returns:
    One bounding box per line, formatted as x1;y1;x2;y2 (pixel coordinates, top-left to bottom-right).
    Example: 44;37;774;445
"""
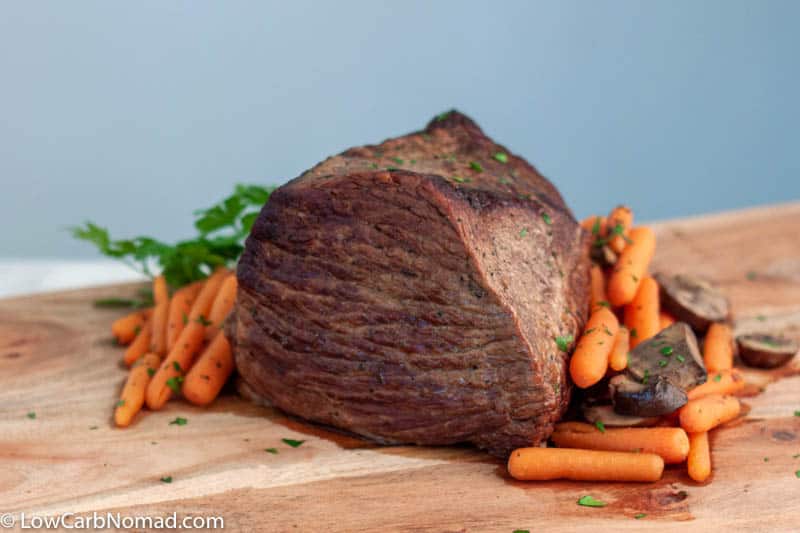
111;267;237;427
508;206;745;484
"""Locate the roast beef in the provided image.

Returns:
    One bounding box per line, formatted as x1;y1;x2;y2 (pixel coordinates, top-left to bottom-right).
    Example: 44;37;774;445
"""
232;111;590;456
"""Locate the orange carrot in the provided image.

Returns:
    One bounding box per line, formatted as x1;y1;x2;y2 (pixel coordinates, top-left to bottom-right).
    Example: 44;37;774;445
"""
624;276;660;348
580;215;606;236
703;323;734;373
149;275;170;356
115;353;160;428
679;394;741;433
609;326;630;372
204;274;237;341
659;310;676;330
182;332;234;406
607;205;633;254
552;422;690;464
607;226;656;307
124;318;152;366
687;369;745;401
145;268;229;410
569;307;620;388
507;447;664;482
589;264;608;312
111;308;152;345
167;281;203;351
687;431;711;482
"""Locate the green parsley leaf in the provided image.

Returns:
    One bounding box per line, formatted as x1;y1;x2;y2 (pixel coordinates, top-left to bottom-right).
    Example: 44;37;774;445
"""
746;271;757;281
71;184;274;287
676;354;686;363
512;530;530;533
173;361;183;373
93;298;138;308
469;161;483;172
169;417;188;426
436;110;453;122
160;476;173;483
634;513;646;520
555;335;574;353
195;315;213;326
796;470;800;478
794;411;800;417
166;376;184;394
542;213;552;225
660;346;674;356
147;368;156;377
591;217;602;236
642;369;650;385
26;411;36;419
658;359;668;367
451;175;468;183
520;228;528;238
714;374;722;382
595;421;606;433
116;400;125;407
577;495;606;507
265;448;279;454
391;157;404;165
493;152;509;163
282;438;305;448
629;328;638;338
596;300;611;308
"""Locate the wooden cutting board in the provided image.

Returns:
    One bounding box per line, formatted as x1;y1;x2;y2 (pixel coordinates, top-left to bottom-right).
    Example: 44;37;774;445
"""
2;202;800;532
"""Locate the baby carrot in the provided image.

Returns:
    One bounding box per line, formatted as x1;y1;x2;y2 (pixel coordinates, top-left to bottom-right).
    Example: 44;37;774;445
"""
687;431;711;482
624;276;660;348
607;226;656;307
580;215;606;236
167;281;203;351
551;422;690;464
679;394;741;433
703;323;734;372
609;326;630;371
589;264;608;312
569;307;620;388
607;205;633;254
659;310;676;330
687;369;745;401
111;308;152;345
150;275;170;356
115;353;160;428
508;447;664;482
204;274;237;341
124;318;152;366
182;331;234;406
145;268;229;411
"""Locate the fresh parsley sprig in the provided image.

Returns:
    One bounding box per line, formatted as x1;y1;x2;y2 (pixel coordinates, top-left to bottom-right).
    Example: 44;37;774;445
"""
71;184;275;287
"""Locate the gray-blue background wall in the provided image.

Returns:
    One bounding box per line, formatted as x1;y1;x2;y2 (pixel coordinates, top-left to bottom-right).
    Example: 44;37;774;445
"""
2;1;797;258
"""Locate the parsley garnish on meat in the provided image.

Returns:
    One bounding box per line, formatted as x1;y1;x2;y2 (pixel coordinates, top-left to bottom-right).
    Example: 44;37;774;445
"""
160;476;173;483
493;152;508;163
469;161;483;172
542;212;552;225
71;184;274;287
520;228;528;238
595;421;606;433
282;438;305;448
26;411;36;419
169;417;188;426
555;335;574;352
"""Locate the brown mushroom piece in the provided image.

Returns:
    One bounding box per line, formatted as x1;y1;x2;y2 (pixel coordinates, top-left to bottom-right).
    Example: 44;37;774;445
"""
626;322;707;390
737;334;799;369
582;404;660;428
654;273;730;334
610;374;688;417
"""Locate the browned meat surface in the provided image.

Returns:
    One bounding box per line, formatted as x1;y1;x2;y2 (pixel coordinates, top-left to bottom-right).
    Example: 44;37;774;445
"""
232;111;590;456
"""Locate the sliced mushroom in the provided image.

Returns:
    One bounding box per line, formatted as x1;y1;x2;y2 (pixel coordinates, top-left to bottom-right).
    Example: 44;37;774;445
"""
737;334;799;369
654;272;730;333
590;244;618;268
610;374;688;417
626;322;707;390
582;404;660;427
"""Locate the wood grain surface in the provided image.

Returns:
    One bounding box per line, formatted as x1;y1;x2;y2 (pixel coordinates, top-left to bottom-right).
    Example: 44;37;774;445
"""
1;202;799;532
